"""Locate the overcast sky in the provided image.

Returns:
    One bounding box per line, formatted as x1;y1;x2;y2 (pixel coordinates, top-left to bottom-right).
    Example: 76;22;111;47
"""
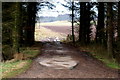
37;0;71;17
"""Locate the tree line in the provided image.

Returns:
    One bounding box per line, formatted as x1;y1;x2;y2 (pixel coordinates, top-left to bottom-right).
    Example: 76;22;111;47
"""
2;1;120;64
68;2;120;64
2;2;54;60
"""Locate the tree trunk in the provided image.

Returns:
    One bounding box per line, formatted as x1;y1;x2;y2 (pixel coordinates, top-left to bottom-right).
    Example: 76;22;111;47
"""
0;2;2;61
107;3;114;59
79;2;86;44
25;3;37;46
86;3;91;44
31;2;37;45
118;2;120;41
72;1;75;43
116;2;120;64
96;2;105;44
12;2;20;53
19;3;24;46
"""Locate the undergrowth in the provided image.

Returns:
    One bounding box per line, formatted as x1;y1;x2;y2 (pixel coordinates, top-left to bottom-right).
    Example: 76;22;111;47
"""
1;45;40;78
79;43;120;69
1;60;32;78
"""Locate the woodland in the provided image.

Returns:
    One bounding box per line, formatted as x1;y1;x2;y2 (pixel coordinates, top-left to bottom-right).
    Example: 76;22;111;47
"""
1;1;120;78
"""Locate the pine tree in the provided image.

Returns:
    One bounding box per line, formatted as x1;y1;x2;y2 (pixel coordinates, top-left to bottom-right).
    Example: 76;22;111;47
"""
96;2;105;44
116;2;120;64
79;2;91;44
118;2;120;42
72;1;75;43
24;2;37;46
12;2;21;53
86;3;91;44
79;2;86;44
107;3;114;58
2;3;18;60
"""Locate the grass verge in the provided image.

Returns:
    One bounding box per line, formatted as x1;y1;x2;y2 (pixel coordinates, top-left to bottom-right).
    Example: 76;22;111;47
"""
1;60;32;78
1;47;40;78
78;44;120;69
22;48;40;59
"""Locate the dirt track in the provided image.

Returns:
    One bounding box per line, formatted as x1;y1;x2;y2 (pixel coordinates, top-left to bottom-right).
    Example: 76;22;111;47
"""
15;42;119;78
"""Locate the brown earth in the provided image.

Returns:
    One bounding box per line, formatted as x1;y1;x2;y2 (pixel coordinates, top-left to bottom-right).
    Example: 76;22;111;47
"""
15;42;119;78
42;26;71;34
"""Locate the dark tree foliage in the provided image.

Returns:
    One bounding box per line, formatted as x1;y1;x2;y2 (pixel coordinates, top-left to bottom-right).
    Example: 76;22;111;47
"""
96;2;105;44
63;1;120;63
118;2;120;43
79;2;92;44
79;2;86;43
2;2;17;60
2;2;55;60
24;2;37;46
86;3;92;44
107;2;114;59
2;1;120;64
115;2;120;64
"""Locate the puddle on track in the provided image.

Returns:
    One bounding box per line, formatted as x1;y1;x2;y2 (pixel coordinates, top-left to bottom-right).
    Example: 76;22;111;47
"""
39;56;78;69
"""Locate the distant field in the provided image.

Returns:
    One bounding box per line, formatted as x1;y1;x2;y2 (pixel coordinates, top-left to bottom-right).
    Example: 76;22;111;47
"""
36;21;72;27
44;26;71;34
35;21;72;41
35;26;67;41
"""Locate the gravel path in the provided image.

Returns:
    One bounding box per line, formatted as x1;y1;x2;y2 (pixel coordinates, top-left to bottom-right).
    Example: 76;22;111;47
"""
15;42;119;78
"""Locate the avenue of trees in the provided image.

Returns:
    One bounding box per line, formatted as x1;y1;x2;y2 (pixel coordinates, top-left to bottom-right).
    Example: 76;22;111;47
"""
2;2;37;60
2;2;54;60
68;2;120;64
2;1;120;64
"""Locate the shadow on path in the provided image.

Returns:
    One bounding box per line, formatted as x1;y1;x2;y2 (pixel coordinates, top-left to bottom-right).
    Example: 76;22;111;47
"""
15;41;119;78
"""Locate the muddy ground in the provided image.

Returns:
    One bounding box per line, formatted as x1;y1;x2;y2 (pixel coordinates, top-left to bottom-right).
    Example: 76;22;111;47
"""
15;42;119;78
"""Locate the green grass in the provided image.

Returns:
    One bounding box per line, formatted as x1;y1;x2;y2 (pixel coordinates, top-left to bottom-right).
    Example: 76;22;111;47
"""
1;60;32;78
22;49;40;58
100;58;120;69
1;47;40;78
79;44;120;69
